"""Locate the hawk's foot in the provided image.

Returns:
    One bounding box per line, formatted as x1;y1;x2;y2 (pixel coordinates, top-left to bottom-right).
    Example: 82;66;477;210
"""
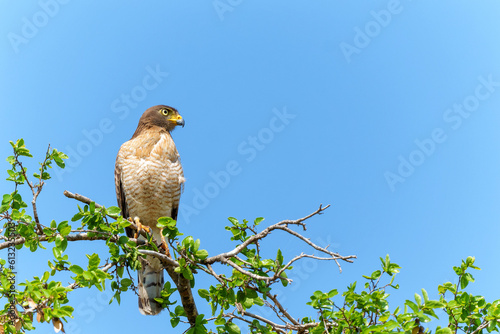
131;217;151;239
160;234;171;258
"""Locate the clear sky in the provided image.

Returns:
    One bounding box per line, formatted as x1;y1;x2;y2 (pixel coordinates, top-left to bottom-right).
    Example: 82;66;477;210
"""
1;1;500;333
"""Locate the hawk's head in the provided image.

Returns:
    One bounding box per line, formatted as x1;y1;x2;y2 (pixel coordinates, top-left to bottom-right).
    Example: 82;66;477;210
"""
138;105;185;133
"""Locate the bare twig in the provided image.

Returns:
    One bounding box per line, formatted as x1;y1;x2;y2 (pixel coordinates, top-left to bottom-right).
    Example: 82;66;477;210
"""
205;205;356;276
13;151;46;234
278;253;339;278
63;190;102;208
206;263;225;285
266;293;300;326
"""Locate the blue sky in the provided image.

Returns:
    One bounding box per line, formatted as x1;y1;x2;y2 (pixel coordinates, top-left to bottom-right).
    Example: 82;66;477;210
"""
1;1;500;332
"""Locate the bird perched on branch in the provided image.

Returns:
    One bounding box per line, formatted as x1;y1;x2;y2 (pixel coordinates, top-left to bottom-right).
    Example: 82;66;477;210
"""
114;105;185;315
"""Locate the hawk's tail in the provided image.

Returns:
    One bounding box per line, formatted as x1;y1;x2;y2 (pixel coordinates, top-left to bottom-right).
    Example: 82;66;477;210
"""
138;256;164;316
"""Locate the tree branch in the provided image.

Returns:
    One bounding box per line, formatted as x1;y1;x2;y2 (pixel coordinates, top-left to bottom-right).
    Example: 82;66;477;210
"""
204;205;356;269
0;232;114;250
266;293;300;326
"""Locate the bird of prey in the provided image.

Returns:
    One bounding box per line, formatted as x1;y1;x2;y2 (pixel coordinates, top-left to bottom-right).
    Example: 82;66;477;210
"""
114;105;185;315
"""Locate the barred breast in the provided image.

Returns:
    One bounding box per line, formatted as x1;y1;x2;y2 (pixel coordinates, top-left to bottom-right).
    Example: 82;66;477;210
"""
117;129;184;239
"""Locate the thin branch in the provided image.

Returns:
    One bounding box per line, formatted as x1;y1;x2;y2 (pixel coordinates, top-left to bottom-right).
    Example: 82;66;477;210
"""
0;232;114;250
139;249;178;267
273;225;355;272
205;205;332;265
470;320;497;334
63;190;145;238
206;263;225;285
63;190;103;208
222;258;291;284
277;253;345;280
31;145;53;234
226;311;288;334
13;152;45;234
233;255;252;267
266;293;300;326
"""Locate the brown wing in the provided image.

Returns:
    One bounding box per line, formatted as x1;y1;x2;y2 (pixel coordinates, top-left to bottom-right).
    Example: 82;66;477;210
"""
171;206;178;221
114;153;134;237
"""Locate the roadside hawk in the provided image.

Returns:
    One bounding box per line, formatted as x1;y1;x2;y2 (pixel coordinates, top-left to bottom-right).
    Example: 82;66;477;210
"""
114;105;185;315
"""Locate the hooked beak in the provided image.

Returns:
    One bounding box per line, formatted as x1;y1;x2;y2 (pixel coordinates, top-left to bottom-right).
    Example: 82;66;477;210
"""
176;117;185;127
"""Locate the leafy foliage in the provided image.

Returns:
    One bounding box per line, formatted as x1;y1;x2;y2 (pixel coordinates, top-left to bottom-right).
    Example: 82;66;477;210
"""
1;139;499;333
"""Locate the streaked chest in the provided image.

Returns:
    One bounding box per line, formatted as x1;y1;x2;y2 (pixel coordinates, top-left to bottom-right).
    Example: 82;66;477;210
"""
118;131;184;220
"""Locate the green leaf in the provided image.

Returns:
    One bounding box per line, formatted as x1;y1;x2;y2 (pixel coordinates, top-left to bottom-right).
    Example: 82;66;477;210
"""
328;289;338;298
371;270;382;280
193;239;200;252
52;246;62;259
6;155;15;164
422;288;429;303
69;265;84;275
280;275;288;287
2;193;12;205
405;300;419;313
195;249;208;260
425;300;446;309
435;328;452;334
254;297;264;306
488;319;497;331
227;217;238;225
198;289;209;300
157;216;176;227
52;150;68;168
121;278;133;288
57;221;71;236
254;217;264;225
118;236;129;245
225;322;241;334
55;235;68;252
0;204;9;214
170;317;180;328
87;253;100;269
415;293;422;306
107;206;121;218
460;275;469;289
276;249;284;266
174;305;186;317
182;236;194;249
71;212;83;222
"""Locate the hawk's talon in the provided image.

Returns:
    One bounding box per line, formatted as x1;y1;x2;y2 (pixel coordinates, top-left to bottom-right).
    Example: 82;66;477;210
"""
131;217;151;239
160;233;171;258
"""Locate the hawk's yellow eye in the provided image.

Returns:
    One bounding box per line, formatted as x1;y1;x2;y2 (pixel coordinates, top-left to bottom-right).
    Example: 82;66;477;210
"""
160;108;170;116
